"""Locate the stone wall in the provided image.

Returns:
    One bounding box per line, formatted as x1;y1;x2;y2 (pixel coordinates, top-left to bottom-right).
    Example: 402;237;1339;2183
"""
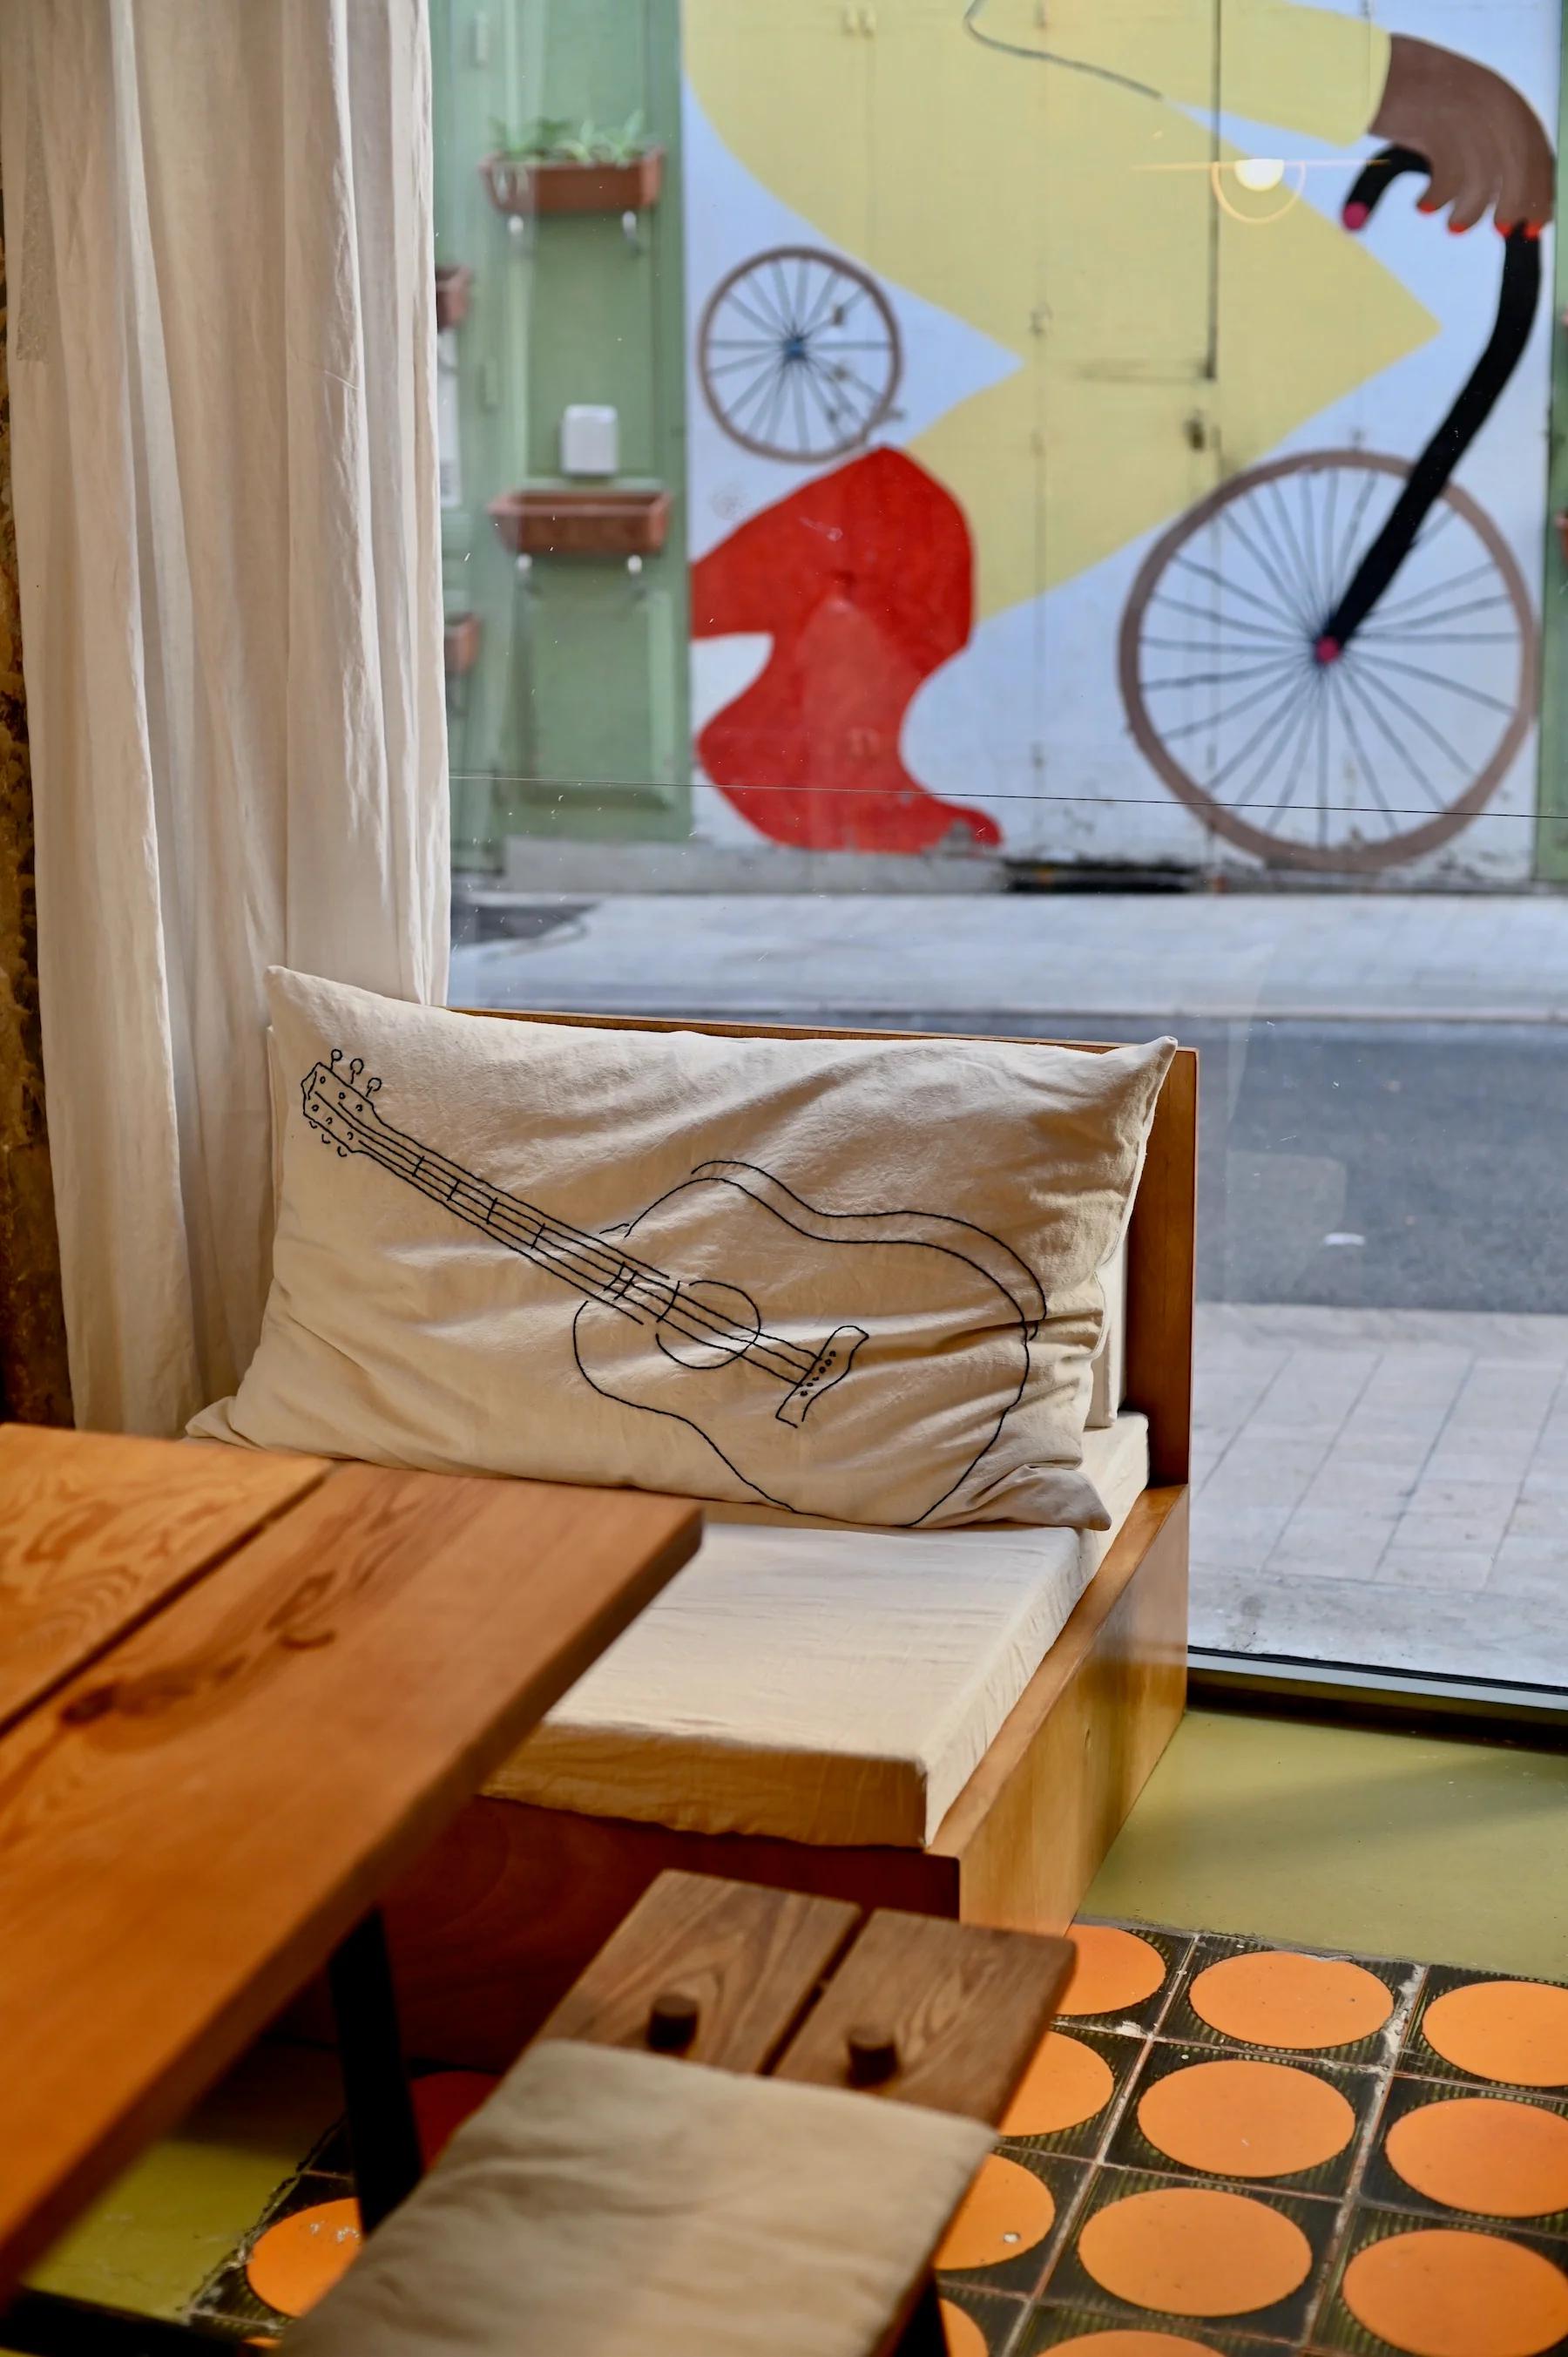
0;207;72;1423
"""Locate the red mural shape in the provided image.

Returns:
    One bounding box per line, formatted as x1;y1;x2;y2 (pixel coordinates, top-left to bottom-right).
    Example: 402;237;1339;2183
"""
691;448;999;853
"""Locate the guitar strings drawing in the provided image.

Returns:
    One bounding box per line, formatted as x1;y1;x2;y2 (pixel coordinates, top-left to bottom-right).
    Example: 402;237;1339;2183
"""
301;1050;1050;1523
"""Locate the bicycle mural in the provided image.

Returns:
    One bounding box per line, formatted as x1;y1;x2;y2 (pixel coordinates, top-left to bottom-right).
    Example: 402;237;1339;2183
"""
683;2;1558;875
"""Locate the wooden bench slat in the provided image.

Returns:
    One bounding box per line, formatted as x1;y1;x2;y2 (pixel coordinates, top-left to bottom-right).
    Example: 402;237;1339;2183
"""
773;1910;1074;2123
0;1426;329;1738
536;1868;862;2074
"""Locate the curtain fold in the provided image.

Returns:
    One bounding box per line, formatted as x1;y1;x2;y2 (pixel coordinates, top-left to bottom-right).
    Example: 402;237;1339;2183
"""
0;0;449;1434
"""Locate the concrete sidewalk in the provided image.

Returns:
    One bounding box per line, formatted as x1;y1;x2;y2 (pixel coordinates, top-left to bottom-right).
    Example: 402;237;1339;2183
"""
1193;1305;1568;1687
450;890;1568;1024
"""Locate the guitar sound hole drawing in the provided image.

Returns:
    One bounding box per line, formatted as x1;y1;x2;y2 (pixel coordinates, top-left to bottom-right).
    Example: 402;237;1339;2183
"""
301;1052;1049;1525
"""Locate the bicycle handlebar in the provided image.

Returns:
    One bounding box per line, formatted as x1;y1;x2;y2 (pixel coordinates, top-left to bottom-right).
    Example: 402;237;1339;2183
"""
1319;146;1541;658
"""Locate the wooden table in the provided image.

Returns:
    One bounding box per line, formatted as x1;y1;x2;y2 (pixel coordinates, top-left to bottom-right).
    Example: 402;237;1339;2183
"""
0;1423;700;2308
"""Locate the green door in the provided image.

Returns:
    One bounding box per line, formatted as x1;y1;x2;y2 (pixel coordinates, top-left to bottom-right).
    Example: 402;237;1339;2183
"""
432;0;691;865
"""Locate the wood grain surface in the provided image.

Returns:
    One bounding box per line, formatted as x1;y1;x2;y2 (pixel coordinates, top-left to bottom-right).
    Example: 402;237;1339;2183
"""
537;1868;861;2072
774;1910;1073;2123
0;1426;328;1737
0;1461;699;2294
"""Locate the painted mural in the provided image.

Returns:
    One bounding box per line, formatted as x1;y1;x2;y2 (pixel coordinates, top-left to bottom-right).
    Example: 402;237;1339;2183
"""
681;1;1559;877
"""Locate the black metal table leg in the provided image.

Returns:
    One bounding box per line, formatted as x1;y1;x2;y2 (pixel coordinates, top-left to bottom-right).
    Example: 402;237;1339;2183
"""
892;2274;951;2354
327;1907;423;2231
0;2291;232;2354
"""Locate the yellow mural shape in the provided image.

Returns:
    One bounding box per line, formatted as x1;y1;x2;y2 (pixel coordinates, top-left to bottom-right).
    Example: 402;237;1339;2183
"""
686;0;1437;623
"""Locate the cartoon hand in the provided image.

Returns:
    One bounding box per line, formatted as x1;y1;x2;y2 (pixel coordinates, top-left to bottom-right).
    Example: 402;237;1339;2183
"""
1366;34;1555;235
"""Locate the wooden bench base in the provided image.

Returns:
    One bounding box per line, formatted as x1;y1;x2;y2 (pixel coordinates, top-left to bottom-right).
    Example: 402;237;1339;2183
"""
363;1487;1187;2069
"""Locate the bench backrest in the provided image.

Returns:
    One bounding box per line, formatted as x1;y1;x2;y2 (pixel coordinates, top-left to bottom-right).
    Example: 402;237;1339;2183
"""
456;1010;1196;1490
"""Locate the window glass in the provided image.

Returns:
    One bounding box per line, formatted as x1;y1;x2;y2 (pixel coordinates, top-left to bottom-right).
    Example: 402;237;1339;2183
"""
435;0;1566;1699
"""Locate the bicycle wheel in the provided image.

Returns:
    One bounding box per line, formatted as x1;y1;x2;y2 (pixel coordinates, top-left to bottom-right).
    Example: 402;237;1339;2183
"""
1118;450;1537;871
697;247;902;464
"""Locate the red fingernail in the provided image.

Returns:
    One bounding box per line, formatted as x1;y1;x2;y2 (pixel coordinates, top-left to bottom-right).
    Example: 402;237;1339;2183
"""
1497;220;1515;237
1342;200;1369;231
1448;220;1470;235
1527;222;1544;240
1416;198;1440;214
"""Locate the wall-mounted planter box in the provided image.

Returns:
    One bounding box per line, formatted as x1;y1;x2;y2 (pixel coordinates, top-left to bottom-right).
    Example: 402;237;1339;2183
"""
489;486;671;559
479;149;665;220
444;612;482;674
436;264;472;331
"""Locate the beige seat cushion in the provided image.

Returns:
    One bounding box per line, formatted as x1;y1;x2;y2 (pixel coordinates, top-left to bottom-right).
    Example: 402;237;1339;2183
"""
489;1411;1149;1849
287;2041;992;2357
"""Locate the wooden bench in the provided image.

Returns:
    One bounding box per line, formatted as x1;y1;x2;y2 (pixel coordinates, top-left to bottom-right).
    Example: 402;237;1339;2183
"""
366;1013;1195;2067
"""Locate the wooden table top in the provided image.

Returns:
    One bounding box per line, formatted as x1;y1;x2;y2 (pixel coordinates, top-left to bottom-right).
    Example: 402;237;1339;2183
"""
0;1423;701;2295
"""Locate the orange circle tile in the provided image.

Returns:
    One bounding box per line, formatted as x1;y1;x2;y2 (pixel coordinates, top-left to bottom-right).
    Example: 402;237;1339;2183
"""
1422;1982;1568;2089
1138;2058;1356;2179
1343;2228;1568;2357
1049;2337;1221;2357
1058;1925;1168;2018
1003;2032;1117;2137
412;2069;499;2164
1386;2097;1568;2219
938;2303;989;2357
246;2198;362;2318
1078;2187;1313;2317
1189;1951;1393;2051
935;2155;1056;2273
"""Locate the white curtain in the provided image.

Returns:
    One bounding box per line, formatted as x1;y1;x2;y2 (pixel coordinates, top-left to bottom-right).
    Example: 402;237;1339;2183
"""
2;0;450;1435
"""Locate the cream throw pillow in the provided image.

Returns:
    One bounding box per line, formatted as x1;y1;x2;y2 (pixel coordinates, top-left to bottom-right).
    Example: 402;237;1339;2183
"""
192;969;1173;1529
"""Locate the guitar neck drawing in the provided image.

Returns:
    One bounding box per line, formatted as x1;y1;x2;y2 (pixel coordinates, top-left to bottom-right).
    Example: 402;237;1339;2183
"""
301;1050;1047;1522
301;1053;868;1426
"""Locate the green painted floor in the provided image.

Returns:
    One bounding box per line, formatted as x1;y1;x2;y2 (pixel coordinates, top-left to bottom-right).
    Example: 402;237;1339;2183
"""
1086;1707;1568;1982
15;1708;1568;2327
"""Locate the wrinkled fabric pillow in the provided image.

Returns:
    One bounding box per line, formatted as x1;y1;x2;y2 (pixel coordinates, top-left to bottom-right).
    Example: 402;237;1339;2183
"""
192;968;1173;1529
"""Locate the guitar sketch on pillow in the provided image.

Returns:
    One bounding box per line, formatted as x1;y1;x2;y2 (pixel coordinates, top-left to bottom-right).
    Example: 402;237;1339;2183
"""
301;1052;1048;1525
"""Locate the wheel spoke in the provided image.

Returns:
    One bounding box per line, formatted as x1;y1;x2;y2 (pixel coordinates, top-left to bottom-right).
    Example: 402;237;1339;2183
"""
1233;671;1321;816
1341;654;1477;776
798;267;843;339
1333;464;1384;593
1212;672;1320;801
1352;631;1518;647
1149;590;1303;645
1333;655;1444;806
1157;660;1311;748
1355;654;1515;716
1141;634;1318;657
1320;669;1397;832
1366;559;1500;625
796;356;845;441
1217;505;1315;640
730;356;787;432
724;285;788;339
1356;593;1517;639
1171;552;1311;632
767;259;801;338
1298;471;1329;626
1143;655;1308;692
1243;491;1317;636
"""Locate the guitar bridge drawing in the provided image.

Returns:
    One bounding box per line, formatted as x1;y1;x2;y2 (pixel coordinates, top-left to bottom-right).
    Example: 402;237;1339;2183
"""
301;1052;1048;1524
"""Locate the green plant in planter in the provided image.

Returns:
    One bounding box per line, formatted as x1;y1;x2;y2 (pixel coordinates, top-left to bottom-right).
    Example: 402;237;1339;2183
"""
488;111;654;166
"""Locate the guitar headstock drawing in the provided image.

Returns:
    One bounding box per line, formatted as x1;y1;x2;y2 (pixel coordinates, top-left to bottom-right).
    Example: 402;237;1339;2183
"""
301;1053;388;1156
297;1050;1049;1526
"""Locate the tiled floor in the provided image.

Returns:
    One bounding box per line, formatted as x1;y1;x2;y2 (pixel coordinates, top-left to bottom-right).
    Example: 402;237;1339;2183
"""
939;1927;1568;2357
18;1707;1568;2340
144;1927;1568;2357
1192;1304;1568;1684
